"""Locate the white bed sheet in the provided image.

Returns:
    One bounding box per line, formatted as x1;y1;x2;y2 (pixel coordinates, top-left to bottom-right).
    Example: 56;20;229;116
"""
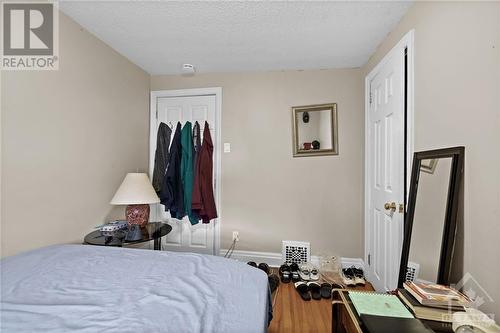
0;245;269;333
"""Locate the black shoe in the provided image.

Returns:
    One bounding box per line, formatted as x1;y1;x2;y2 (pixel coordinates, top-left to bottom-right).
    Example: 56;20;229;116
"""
247;261;257;268
258;263;270;274
269;274;280;293
279;264;291;283
289;263;300;282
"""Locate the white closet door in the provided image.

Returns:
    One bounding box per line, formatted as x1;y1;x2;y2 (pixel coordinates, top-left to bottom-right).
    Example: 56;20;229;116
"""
151;95;217;255
366;49;405;291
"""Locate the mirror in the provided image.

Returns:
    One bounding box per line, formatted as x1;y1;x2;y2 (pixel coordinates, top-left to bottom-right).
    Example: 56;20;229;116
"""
399;147;464;287
292;103;338;157
408;157;452;283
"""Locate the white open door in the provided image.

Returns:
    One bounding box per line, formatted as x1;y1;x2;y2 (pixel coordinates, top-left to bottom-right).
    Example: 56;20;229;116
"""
365;31;414;291
150;88;221;255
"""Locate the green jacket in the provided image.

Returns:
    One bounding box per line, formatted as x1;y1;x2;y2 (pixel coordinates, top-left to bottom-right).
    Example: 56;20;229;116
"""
180;122;199;225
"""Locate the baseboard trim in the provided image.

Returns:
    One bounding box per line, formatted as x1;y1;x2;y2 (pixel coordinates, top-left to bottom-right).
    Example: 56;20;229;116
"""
219;249;364;269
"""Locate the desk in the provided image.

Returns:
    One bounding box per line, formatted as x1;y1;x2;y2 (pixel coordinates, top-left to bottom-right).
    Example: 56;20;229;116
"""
332;289;453;333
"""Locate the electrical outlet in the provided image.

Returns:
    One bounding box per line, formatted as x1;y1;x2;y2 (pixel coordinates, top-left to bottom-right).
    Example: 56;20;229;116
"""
232;231;239;242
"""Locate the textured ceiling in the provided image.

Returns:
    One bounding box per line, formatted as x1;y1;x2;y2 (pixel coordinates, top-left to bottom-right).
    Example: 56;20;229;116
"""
59;1;413;75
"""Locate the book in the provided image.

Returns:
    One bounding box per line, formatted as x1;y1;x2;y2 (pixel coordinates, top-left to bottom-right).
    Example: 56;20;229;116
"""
348;291;414;319
403;282;471;307
360;314;434;333
398;289;465;323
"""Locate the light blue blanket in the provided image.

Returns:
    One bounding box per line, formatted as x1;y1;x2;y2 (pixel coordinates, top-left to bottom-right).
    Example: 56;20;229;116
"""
0;245;269;333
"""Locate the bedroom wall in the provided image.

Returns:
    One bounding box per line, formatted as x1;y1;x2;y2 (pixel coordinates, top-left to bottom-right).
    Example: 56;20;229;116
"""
363;1;500;320
1;13;150;257
151;69;364;258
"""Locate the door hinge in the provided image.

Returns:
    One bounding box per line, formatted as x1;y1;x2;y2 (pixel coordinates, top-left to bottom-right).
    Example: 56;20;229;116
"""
368;253;371;266
369;92;372;104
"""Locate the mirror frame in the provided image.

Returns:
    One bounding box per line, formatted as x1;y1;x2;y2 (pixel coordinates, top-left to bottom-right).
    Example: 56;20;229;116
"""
398;146;465;287
291;103;338;157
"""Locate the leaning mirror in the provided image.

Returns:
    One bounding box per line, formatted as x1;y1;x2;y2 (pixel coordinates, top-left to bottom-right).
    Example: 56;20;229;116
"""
399;147;464;287
292;103;338;157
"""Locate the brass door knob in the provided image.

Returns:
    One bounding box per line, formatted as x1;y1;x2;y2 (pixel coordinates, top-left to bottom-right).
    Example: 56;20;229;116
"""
384;202;397;211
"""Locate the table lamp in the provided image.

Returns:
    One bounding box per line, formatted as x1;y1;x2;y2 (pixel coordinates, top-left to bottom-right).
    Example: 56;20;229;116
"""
110;173;160;228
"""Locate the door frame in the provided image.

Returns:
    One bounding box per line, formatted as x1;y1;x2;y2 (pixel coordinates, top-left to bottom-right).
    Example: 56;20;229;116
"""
364;30;414;284
149;87;222;256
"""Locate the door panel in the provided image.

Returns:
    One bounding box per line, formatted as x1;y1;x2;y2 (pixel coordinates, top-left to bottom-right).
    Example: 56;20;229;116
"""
151;95;218;255
366;49;405;292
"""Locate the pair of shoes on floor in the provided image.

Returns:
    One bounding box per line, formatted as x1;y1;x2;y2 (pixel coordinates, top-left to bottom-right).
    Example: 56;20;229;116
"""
247;261;270;274
341;266;366;286
298;263;319;281
247;261;280;293
279;262;320;283
295;281;333;301
279;263;300;283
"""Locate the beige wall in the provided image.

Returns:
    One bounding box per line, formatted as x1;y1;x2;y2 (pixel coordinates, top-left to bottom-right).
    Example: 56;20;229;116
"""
1;13;150;257
363;1;500;319
151;69;364;257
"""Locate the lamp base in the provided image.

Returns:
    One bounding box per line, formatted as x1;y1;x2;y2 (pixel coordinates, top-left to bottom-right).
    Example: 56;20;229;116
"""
125;204;150;227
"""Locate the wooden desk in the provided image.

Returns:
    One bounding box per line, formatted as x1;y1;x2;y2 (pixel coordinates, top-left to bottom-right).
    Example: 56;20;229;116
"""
331;289;454;333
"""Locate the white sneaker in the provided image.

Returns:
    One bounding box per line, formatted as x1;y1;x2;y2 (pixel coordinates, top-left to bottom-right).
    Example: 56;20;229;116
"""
298;264;311;281
352;267;366;285
341;268;356;286
309;268;319;281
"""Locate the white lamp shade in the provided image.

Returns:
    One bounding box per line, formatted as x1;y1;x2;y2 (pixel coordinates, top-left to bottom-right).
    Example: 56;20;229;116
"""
110;173;160;205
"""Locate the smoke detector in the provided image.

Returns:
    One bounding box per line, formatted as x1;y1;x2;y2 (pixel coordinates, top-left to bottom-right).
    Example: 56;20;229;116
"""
182;63;195;75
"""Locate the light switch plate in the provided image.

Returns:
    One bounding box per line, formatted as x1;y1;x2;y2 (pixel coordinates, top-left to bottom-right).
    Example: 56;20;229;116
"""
224;143;231;153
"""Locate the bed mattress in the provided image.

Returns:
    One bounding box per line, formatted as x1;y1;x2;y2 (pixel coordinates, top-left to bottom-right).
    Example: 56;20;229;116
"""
0;245;270;333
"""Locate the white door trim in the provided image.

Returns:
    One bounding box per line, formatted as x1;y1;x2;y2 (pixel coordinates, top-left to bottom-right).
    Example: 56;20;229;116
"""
149;87;222;255
364;30;414;282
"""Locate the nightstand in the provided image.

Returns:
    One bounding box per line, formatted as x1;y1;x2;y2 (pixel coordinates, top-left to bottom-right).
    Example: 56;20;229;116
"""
83;222;172;250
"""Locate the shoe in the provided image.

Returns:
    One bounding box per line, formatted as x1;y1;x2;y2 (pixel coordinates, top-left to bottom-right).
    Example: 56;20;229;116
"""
352;267;366;285
298;264;311;281
307;282;322;300
258;262;270;274
294;281;311;301
247;261;257;268
290;263;300;282
309;268;319;281
320;282;332;299
341;267;356;286
268;274;280;293
279;264;291;283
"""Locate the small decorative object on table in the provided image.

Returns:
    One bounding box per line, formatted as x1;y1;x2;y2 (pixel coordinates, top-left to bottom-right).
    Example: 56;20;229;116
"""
100;220;128;236
110;173;160;241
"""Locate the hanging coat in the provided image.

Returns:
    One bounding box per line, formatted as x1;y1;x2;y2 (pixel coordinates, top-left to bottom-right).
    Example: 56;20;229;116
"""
192;121;218;223
180;122;198;225
160;122;184;219
193;121;202;169
190;121;202;223
152;122;172;194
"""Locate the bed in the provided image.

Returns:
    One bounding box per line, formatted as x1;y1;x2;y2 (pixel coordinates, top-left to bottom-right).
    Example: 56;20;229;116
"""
0;245;270;333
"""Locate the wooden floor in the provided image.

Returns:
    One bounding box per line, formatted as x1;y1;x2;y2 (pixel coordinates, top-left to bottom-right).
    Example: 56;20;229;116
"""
268;277;373;333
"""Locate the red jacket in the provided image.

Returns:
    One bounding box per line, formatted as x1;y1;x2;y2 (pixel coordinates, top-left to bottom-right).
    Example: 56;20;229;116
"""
192;122;218;223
